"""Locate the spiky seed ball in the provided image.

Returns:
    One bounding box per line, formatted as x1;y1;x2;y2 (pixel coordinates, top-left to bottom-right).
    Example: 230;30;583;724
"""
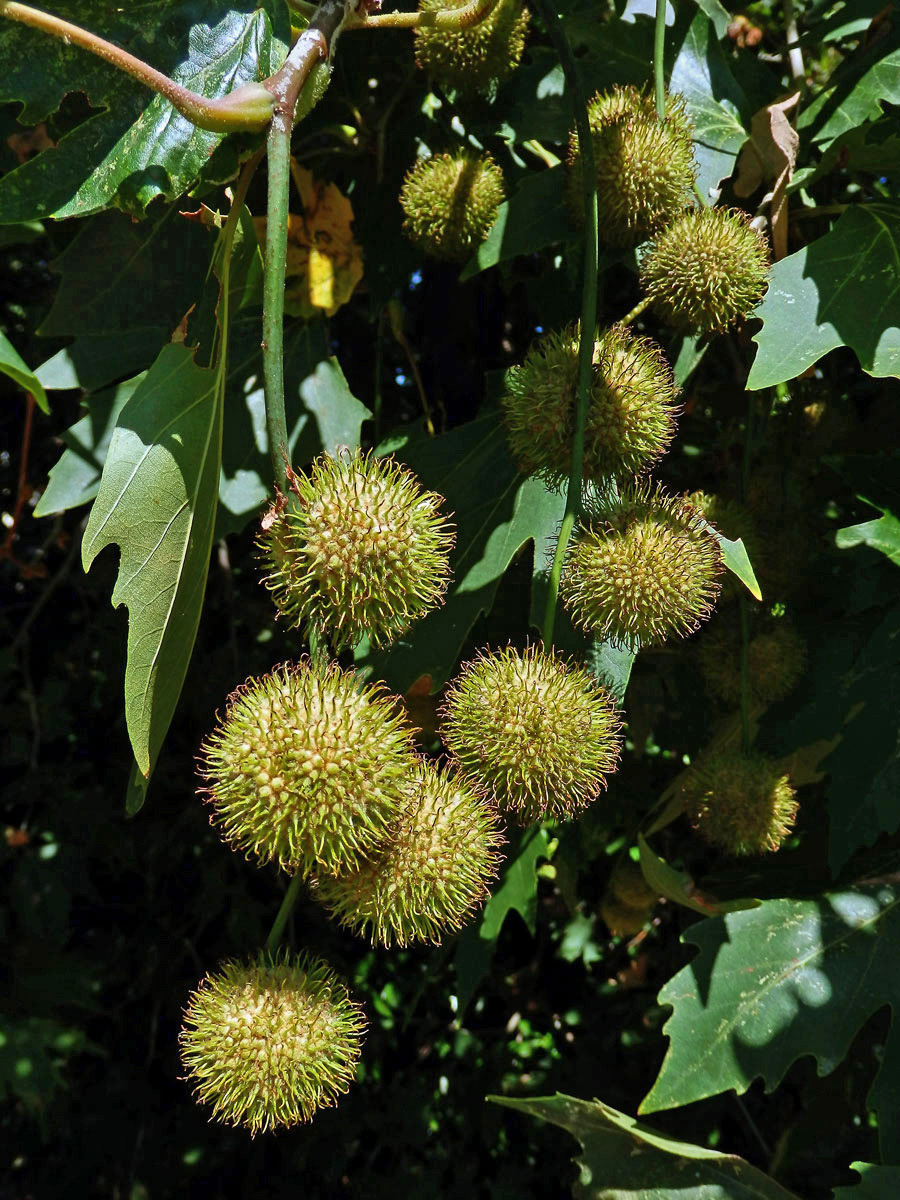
560;484;723;650
180;953;365;1134
698;620;807;708
414;0;530;98
501;323;679;486
609;859;658;910
683;750;798;855
314;759;504;947
640;207;770;334
600;896;652;937
199;660;416;877
259;450;454;652
566;88;696;245
400;151;505;264
439;644;622;823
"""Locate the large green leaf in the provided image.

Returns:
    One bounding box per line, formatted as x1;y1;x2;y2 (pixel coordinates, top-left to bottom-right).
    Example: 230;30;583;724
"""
748;204;900;389
39;208;211;340
455;827;551;1013
489;1093;799;1198
460;167;576;281
669;10;750;200
0;1;289;221
0;330;48;414
640;886;900;1164
798;19;900;146
357;410;566;694
82;342;223;778
833;1163;900;1198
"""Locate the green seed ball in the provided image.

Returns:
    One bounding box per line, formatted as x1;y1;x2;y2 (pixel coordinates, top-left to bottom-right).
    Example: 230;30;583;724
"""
698;619;807;708
199;660;416;877
600;895;652;937
609;859;658;910
259;450;454;652
439;644;622;823
567;88;696;246
560;484;723;650
502;323;680;486
683;750;798;855
180;952;365;1134
400;151;505;263
640;207;770;334
314;759;504;947
414;0;530;98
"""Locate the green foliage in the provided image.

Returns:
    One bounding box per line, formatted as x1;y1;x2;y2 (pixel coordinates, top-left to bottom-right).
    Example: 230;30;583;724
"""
642;887;900;1164
82;342;224;779
0;1;290;220
490;1093;800;1198
3;0;900;1192
0;328;48;412
748;205;900;388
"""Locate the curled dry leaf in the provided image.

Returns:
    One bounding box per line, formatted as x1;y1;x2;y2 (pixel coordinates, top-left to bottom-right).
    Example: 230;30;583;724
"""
734;92;800;261
254;162;364;319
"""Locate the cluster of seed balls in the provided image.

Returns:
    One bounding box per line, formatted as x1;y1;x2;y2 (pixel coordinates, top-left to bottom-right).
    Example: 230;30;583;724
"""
181;448;630;1135
179;62;797;1136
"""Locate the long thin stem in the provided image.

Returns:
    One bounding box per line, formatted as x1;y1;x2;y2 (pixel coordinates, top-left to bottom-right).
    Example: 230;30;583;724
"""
265;873;304;953
619;294;653;328
783;0;806;91
536;0;598;648
261;0;355;493
653;0;667;119
738;392;755;754
0;1;274;131
346;0;499;31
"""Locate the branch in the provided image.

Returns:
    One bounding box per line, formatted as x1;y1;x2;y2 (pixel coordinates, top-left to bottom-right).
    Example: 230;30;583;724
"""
0;2;275;131
535;0;598;647
345;0;499;32
261;0;358;491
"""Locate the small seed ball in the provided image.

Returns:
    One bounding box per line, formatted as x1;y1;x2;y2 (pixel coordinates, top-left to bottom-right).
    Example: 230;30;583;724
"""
600;895;652;937
560;484;723;650
314;759;504;947
180;953;365;1134
439;644;622;823
698;619;807;708
609;859;658;910
259;450;454;652
199;660;417;877
683;750;798;855
502;323;680;486
640;207;770;334
400;151;505;263
414;0;530;98
566;87;696;246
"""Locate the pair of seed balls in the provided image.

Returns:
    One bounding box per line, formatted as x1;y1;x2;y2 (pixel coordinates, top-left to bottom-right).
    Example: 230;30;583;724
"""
568;84;769;333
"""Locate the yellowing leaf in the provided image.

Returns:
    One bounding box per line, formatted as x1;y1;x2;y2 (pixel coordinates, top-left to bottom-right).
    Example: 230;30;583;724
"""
254;164;363;319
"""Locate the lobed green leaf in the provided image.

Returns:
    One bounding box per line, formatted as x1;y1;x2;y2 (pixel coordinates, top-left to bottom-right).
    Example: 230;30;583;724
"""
641;886;900;1166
